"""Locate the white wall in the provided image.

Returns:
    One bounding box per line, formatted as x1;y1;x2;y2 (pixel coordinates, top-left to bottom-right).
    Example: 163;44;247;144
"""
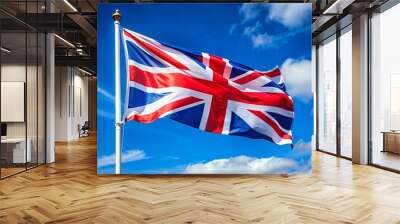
72;72;89;138
55;66;69;141
1;64;41;137
54;67;89;141
1;63;46;164
1;64;26;139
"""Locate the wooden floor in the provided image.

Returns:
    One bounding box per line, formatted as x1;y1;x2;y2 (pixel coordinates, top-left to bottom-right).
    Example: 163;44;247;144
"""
372;150;400;171
1;135;400;224
0;167;26;178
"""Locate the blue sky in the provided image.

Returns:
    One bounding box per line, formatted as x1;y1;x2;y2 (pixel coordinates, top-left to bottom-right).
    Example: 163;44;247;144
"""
97;3;313;174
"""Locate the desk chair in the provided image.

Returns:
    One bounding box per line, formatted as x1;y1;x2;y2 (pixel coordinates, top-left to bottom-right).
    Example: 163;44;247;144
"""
79;121;90;138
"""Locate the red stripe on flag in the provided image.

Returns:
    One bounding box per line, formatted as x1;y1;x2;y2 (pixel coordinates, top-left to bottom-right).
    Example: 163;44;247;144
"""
126;97;202;123
248;109;292;140
205;97;227;133
234;68;281;85
124;30;189;70
205;72;229;133
129;65;294;111
208;55;226;76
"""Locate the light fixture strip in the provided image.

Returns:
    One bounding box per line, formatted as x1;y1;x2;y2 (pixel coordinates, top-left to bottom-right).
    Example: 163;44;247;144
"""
322;0;355;15
78;67;93;76
63;0;78;12
322;0;341;14
1;47;11;53
54;34;75;48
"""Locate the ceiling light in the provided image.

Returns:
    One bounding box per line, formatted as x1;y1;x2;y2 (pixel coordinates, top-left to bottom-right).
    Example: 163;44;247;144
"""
1;47;11;53
323;1;340;14
54;34;75;48
322;0;355;15
78;67;93;76
63;0;78;12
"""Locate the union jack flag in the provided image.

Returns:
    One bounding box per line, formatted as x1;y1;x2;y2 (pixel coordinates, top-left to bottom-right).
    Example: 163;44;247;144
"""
122;28;294;145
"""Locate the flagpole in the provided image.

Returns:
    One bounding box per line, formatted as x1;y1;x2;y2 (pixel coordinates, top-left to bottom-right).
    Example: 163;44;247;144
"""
113;9;122;174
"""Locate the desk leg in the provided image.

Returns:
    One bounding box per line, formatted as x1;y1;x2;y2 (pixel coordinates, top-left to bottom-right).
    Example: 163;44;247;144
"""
382;133;386;153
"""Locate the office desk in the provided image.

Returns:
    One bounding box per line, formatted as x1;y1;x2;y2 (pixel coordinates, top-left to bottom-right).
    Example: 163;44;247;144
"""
1;138;31;163
382;131;400;154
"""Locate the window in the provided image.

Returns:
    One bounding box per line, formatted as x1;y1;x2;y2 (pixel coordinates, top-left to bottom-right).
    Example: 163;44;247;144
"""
339;27;352;158
318;35;337;154
370;3;400;171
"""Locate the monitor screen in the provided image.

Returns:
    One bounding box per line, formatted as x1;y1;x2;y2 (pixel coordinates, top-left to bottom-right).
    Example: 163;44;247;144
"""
1;123;7;137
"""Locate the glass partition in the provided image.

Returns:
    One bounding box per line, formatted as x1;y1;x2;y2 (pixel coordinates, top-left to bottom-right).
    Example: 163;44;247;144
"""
0;1;46;179
1;30;28;177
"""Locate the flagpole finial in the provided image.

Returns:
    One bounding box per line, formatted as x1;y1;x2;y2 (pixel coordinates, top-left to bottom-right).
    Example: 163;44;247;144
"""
113;9;121;21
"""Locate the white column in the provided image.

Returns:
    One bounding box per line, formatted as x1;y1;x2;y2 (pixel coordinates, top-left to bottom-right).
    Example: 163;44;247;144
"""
46;32;55;163
352;14;369;164
45;0;56;163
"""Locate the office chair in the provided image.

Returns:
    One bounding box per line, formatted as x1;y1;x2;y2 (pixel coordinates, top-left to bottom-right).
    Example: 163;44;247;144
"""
79;121;90;138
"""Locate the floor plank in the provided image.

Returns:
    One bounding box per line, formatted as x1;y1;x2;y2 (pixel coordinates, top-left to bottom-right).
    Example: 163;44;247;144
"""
1;135;400;224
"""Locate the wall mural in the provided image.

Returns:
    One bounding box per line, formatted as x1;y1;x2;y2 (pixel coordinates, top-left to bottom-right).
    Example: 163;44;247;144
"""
97;3;313;174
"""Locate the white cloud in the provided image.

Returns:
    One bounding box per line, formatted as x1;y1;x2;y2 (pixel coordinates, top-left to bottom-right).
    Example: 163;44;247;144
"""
243;22;274;48
293;139;312;151
245;27;308;49
267;4;310;28
165;156;180;160
98;150;147;167
250;33;274;48
281;58;312;101
98;87;114;102
239;4;261;23
98;110;114;120
236;4;310;48
184;156;299;174
238;4;310;29
229;24;238;34
243;21;262;36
